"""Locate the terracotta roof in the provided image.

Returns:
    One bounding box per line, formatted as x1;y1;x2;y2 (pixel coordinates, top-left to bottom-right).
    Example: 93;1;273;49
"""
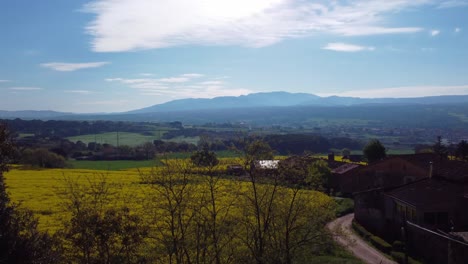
332;163;361;174
384;153;468;183
385;178;463;211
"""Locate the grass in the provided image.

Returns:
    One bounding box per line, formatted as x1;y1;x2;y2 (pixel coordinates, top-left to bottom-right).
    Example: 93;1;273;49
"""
67;132;161;146
67;132;201;147
164;136;200;145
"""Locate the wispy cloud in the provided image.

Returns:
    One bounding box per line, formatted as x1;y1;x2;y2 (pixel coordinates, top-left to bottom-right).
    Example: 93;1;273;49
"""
438;0;468;8
106;73;251;98
323;43;375;52
430;29;440;36
83;0;429;52
0;80;11;83
40;62;109;71
65;90;95;95
8;87;43;91
139;73;155;77
318;85;468;98
455;27;462;33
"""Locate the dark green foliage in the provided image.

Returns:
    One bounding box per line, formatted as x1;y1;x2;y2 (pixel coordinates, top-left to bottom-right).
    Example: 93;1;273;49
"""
265;134;331;154
456;140;468;160
352;220;391;254
190;145;219;167
1;123;62;263
392;240;404;251
351;220;372;240
245;139;274;161
391;251;422;264
335;198;354;217
369;236;392;254
306;160;331;190
20;148;67;168
0;123;14;173
432;136;448;157
363;139;386;163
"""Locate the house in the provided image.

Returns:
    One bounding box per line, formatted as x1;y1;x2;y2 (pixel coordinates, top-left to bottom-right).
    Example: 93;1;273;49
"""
354;154;468;264
329;163;362;195
279;154;362;192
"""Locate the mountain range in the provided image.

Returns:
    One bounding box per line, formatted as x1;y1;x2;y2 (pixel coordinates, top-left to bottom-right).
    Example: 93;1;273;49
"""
127;92;468;113
2;92;468;123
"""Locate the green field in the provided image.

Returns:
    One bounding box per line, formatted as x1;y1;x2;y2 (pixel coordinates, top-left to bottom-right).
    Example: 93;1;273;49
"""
67;132;201;147
67;132;159;146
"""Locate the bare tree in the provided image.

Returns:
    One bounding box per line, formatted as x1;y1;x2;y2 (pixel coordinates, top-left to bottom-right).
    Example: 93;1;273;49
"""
141;158;197;264
57;175;148;263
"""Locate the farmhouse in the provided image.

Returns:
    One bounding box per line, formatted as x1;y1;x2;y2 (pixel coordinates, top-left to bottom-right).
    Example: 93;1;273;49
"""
353;154;468;263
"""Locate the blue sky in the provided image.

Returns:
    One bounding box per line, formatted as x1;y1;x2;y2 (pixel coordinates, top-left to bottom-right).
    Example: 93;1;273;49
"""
1;0;468;113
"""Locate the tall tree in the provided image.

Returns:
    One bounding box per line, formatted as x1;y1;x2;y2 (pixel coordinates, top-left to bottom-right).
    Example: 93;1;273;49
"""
0;123;15;173
191;144;219;167
363;139;386;163
0;123;61;263
305;160;331;191
456;140;468;160
432;136;448;157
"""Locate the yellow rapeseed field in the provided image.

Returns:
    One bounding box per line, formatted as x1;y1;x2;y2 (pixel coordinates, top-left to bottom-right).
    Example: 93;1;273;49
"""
4;168;147;232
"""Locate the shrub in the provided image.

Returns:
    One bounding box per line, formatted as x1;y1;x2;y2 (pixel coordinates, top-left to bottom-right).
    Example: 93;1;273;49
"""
20;148;67;168
351;220;372;239
391;251;422;264
335;198;354;217
392;240;404;251
370;235;392;254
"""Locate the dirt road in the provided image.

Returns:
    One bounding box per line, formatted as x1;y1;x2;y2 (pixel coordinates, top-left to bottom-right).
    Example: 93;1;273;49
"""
327;213;397;264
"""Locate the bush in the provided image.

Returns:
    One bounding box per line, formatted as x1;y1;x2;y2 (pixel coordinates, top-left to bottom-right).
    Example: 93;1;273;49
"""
391;251;422;264
391;251;405;263
369;236;392;254
351;220;372;240
335;198;354;217
20;148;66;168
392;240;404;251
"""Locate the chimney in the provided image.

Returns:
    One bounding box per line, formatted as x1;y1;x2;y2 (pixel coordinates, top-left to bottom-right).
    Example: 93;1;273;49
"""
429;161;433;179
328;152;335;161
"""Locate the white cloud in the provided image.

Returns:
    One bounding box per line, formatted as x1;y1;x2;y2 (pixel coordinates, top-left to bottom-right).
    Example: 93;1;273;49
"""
438;0;468;8
430;29;440;36
318;85;468;98
0;80;11;83
322;43;375;52
455;27;462;33
106;73;251;98
83;0;429;52
421;47;435;52
40;62;109;71
8;87;43;91
65;90;95;95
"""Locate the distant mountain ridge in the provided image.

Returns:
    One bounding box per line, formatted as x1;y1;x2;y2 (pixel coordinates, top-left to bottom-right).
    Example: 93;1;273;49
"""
0;110;73;119
127;91;468;113
3;92;468;120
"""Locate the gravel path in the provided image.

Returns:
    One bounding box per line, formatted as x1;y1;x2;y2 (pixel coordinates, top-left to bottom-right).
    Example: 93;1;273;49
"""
327;213;397;264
